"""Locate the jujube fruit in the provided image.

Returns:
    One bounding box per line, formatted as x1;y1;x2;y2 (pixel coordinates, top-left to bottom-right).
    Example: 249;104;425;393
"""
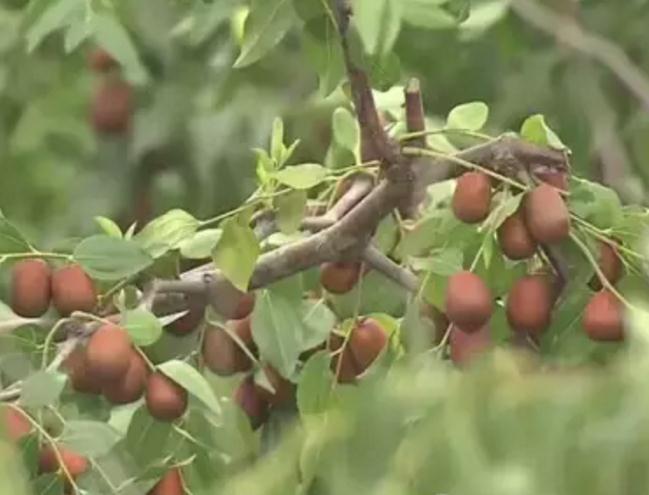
202;317;254;376
233;376;269;430
91;80;133;134
524;184;570;244
506;275;554;335
589;241;623;290
103;351;148;405
217;287;255;320
145;372;188;422
51;264;96;316
10;259;52;318
88;48;118;73
168;297;205;335
2;406;32;442
449;324;491;367
583;290;624;342
536;169;568;191
330;318;388;383
232;292;255;320
320;262;362;294
497;209;537;260
38;445;89;478
148;468;183;495
255;365;295;406
64;347;102;395
445;271;493;332
452;172;491;224
86;324;132;382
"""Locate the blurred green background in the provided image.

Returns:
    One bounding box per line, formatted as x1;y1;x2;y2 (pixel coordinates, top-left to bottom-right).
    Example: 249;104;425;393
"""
1;0;648;247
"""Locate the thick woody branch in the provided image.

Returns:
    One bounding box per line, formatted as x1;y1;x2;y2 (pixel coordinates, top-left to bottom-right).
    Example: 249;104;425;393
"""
404;79;426;148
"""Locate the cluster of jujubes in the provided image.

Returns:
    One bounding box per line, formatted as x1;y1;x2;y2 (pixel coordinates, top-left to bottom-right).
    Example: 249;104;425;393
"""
11;260;96;318
445;169;626;364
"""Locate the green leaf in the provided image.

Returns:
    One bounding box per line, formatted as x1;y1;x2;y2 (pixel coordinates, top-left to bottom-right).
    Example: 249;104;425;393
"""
126;406;175;468
233;0;297;68
301;299;336;350
158;360;221;415
32;474;64;495
20;371;66;408
403;0;458;29
94;216;122;239
26;0;83;52
446;101;489;131
354;0;403;55
251;279;304;377
60;420;121;457
274;190;307;234
135;209;200;259
520;114;567;150
179;229;223;259
124;308;163;347
91;13;148;84
332;107;359;153
570;178;624;230
297;351;334;416
73;235;153;281
0;214;32;254
271;117;285;164
411;246;464;276
274;163;329;190
303;16;345;97
212;216;260;292
482;193;524;231
64;17;91;52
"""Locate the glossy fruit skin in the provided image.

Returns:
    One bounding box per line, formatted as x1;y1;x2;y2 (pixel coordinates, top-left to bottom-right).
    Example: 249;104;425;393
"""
590;242;623;290
11;259;52;318
524;184;570;244
255;365;295;406
86;324;132;382
583;290;624;342
88;48;117;73
450;324;491;367
103;351;148;405
506;275;554;335
216;287;255;320
51;264;96;316
168;298;205;335
234;376;269;430
145;372;188;422
452;172;491;224
148;468;183;495
64;347;102;395
91;80;133;134
497;210;537;260
320;262;362;294
445;271;493;332
39;445;89;478
232;292;255;320
330;319;388;383
2;406;31;442
535;169;569;191
202;318;254;376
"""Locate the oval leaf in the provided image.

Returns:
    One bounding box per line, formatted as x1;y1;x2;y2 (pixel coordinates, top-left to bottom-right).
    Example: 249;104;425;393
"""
73;235;153;281
446;101;489;131
124;308;163;346
158;360;221;415
274;163;328;190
